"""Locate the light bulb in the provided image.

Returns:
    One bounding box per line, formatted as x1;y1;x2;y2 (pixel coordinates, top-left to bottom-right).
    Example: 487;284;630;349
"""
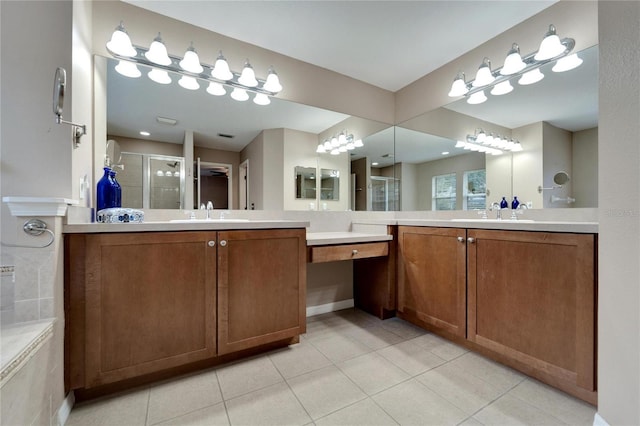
535;24;566;60
238;60;258;87
115;60;141;78
518;68;544;85
156;170;164;177
263;66;283;92
106;22;137;57
552;53;583;72
472;58;495;87
448;72;468;97
253;93;271;106
500;43;526;75
230;88;249;101
145;33;172;66
179;43;203;73
178;75;200;90
490;80;513;96
211;51;233;81
148;68;172;84
206;82;226;96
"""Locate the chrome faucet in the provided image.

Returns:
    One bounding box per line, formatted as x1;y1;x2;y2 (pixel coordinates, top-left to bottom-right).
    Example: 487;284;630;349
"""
490;201;502;220
200;201;214;219
510;202;528;220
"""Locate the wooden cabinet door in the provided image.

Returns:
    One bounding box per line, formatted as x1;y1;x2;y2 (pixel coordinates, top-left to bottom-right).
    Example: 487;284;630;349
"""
84;232;217;387
217;229;306;355
397;226;467;337
467;230;596;391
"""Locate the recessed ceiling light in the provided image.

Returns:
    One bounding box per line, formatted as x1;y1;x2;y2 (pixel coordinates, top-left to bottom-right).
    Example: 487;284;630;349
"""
156;116;178;125
442;151;450;155
372;162;379;166
140;131;150;136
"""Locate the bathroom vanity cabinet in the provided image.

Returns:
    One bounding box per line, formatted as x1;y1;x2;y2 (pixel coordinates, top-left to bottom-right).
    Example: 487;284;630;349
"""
397;226;597;404
65;228;305;391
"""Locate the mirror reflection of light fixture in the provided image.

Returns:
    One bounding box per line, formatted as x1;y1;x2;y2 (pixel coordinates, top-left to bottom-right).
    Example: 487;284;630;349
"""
317;132;362;155
106;23;283;107
448;24;579;104
462;129;525;154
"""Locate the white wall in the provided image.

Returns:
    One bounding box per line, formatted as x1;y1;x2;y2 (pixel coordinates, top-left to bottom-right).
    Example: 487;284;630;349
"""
542;122;573;208
283;130;320;211
572;127;598;208
512;122;543;209
597;1;640;425
240;132;264;210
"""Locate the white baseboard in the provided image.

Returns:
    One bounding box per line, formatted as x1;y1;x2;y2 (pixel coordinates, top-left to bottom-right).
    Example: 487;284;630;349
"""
306;299;354;317
56;391;74;426
593;413;609;426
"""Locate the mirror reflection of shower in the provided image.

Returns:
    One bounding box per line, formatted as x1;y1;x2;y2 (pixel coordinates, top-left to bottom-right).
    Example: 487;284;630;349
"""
118;152;185;209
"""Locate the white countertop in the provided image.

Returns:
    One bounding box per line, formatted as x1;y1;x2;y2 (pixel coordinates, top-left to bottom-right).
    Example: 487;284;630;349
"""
63;220;310;233
396;219;598;233
306;232;393;246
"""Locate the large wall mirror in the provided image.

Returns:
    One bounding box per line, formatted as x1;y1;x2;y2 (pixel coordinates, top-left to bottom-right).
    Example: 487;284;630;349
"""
395;44;598;211
101;56;393;212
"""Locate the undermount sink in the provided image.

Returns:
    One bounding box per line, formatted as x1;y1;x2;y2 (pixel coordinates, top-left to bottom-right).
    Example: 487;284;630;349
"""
450;218;535;223
169;218;250;223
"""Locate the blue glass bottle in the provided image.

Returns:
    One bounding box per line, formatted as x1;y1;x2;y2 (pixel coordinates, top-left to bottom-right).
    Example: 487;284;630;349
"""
109;170;122;208
500;197;508;209
97;167;114;211
511;196;520;209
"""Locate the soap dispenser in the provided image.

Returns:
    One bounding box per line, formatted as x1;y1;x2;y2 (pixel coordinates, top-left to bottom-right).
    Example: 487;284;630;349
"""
500;197;508;209
511;196;520;209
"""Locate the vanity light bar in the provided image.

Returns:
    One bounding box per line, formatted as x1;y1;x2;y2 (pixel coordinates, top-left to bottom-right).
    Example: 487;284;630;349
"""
462;130;524;154
316;132;363;155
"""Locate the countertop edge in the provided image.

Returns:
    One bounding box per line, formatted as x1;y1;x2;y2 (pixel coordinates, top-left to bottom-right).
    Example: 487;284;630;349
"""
306;232;393;246
396;219;598;233
63;220;310;233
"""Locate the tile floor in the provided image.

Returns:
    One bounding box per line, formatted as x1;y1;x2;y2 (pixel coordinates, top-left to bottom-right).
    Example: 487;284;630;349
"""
66;309;596;426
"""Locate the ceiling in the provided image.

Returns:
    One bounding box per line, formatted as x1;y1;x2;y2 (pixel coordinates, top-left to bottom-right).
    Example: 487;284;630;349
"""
124;0;558;92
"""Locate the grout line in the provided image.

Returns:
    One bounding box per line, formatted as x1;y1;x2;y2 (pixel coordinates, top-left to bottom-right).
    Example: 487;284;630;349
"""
214;370;233;426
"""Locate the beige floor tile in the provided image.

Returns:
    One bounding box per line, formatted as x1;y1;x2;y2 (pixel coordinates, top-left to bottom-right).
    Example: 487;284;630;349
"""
332;309;383;328
448;352;525;393
269;341;332;379
66;388;150;426
337;352;410;396
509;379;596;425
287;365;367;420
346;325;406;350
226;382;312;426
147;370;222;425
416;363;504;416
376;340;446;376
216;356;283;400
315;398;398;426
458;416;485;426
473;393;566;425
379;317;427;339
409;332;468;360
373;379;468;425
308;333;372;363
153;402;229;426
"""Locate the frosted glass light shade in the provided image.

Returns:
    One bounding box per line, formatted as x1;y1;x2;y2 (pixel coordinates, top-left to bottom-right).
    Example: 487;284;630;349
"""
519;68;544;85
511;141;524;152
145;33;171;66
472;59;495;87
467;90;487;105
148;68;172;84
211;51;233;80
253;93;271;105
263;67;283;92
238;60;258;87
500;44;526;75
354;139;364;148
534;25;566;60
323;141;332;150
330;149;340;155
316;144;326;153
106;23;137;57
178;75;200;90
448;73;468;97
338;132;347;145
490;80;513;96
206;82;226;96
552;53;583;72
230;88;249;101
331;137;339;147
115;60;141;78
179;45;203;73
346;142;355;150
476;130;486;143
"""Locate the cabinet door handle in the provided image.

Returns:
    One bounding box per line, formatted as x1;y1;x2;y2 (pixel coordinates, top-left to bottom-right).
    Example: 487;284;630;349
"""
219;240;227;247
207;240;216;247
457;237;465;243
352;249;359;255
467;237;476;244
